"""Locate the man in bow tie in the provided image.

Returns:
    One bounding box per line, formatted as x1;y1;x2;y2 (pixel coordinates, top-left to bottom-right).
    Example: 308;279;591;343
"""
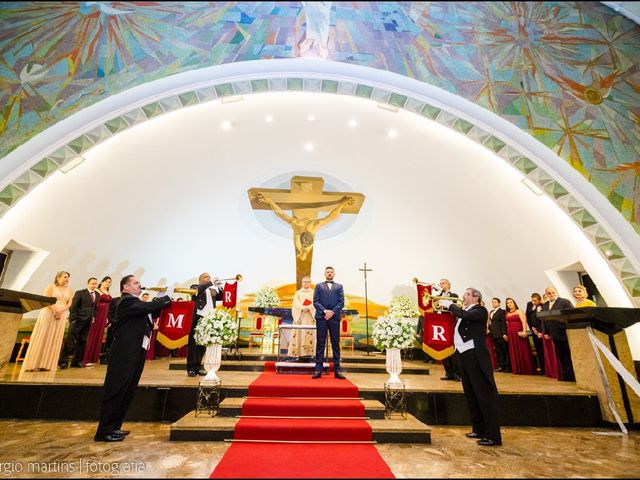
59;277;99;369
312;266;346;379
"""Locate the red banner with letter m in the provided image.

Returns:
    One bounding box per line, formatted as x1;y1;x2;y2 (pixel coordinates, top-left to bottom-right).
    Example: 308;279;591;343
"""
157;301;194;349
417;283;455;360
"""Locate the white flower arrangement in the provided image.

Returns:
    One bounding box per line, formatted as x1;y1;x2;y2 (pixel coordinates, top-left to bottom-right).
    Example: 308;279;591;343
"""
371;316;416;351
386;295;420;319
194;307;236;347
254;286;281;308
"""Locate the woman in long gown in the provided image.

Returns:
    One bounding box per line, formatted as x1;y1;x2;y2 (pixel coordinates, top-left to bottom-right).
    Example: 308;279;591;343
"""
21;271;73;372
287;276;316;358
505;297;535;375
82;276;113;365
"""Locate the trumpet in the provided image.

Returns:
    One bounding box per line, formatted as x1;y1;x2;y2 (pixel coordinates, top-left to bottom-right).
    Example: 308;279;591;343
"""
216;274;243;283
143;286;198;296
422;292;464;313
412;277;436;287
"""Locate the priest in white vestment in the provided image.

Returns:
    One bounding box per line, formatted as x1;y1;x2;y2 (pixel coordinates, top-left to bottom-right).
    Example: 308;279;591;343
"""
288;276;316;357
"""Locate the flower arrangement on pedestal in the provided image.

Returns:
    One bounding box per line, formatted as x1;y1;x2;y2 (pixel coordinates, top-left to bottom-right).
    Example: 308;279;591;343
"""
386;295;420;319
194;307;236;383
254;286;281;308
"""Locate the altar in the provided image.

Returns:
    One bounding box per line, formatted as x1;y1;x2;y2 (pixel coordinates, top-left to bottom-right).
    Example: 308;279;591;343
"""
248;307;359;373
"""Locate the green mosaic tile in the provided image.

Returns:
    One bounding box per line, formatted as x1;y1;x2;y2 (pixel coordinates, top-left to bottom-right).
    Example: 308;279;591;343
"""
48;145;77;164
31;158;58;178
388;93;407;108
286;78;303;90
453;118;474;134
85;125;112;144
122;108;147;125
250;79;269;92
571;209;598;228
178;91;199;106
142;102;164;118
105;116;130;133
543;182;564;199
214;83;234;97
159;96;181;111
355;84;373;98
610;259;639;279
321;80;338;93
67;135;94;154
598;241;624;260
622;276;640;297
484;135;506;153
584;224;612;245
513;157;537;175
0;185;24;206
13;171;42;192
420;104;441;119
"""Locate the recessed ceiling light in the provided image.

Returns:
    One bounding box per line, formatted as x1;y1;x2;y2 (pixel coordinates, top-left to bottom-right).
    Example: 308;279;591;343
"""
604;249;613;257
222;121;232;130
348;119;358;127
307;115;315;122
388;129;398;139
304;143;314;152
221;95;244;104
265;115;274;122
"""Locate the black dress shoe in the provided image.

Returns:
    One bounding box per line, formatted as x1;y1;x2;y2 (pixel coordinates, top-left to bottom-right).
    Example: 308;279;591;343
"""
477;438;502;446
465;432;482;439
113;429;130;436
334;372;346;379
94;433;124;442
58;363;68;370
70;362;85;368
440;376;455;381
311;371;322;379
187;370;197;377
493;367;503;372
197;369;208;376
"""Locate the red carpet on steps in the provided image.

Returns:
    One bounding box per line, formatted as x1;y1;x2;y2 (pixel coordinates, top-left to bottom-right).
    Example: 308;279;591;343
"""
210;362;395;478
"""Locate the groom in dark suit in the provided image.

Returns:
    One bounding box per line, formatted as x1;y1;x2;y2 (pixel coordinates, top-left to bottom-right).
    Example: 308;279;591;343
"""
312;266;346;379
59;277;99;369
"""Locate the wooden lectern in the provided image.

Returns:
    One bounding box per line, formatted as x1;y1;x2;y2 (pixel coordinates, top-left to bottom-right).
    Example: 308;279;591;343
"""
0;288;55;367
538;307;640;426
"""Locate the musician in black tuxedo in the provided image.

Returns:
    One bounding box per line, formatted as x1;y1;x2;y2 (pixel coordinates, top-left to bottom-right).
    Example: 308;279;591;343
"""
438;278;461;381
488;298;510;372
187;272;223;377
525;293;545;374
441;288;502;446
59;277;99;369
540;287;575;381
94;275;172;442
312;266;346;379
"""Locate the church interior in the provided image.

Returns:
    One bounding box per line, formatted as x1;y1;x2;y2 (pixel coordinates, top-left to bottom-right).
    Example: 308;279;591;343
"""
1;1;640;478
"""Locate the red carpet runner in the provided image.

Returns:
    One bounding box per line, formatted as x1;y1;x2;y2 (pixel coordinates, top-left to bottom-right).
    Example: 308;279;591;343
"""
211;362;395;478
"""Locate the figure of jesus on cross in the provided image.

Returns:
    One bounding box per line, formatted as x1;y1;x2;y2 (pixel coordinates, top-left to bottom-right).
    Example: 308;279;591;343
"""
249;176;365;287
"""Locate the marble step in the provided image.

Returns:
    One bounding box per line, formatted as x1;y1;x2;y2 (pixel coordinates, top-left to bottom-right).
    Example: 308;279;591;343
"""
217;397;386;419
170;410;431;443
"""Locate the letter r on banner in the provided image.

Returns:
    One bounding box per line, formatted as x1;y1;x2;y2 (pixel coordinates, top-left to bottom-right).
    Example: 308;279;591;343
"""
432;324;446;341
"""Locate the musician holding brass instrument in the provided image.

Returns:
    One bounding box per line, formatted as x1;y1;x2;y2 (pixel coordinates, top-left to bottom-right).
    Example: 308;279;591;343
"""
437;278;462;382
187;272;223;377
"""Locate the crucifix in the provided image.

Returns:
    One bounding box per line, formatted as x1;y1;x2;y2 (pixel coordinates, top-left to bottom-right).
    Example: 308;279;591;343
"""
248;176;365;287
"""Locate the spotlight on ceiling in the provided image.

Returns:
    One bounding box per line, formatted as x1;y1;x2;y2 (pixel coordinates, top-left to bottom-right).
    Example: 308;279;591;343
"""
60;156;86;174
221;95;244;104
521;177;544;196
348;119;358;128
222;121;232;130
387;129;398;139
307;115;315;122
265;115;274;122
304;143;314;152
377;102;399;113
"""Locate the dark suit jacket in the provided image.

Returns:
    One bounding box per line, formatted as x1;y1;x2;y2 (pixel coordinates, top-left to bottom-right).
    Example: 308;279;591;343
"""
540;297;574;341
111;293;172;349
449;302;497;392
68;289;98;325
489;308;506;337
313;281;344;320
525;301;542;332
190;281;223;312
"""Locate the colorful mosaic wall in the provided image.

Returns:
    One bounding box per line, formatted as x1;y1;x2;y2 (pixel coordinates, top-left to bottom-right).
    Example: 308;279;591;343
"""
0;2;639;231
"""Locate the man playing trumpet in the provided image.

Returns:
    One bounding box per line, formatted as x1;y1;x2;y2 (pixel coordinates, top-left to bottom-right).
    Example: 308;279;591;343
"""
187;272;223;377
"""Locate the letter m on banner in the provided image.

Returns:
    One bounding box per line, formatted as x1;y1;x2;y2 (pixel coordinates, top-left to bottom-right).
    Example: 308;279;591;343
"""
416;282;455;360
157;301;194;349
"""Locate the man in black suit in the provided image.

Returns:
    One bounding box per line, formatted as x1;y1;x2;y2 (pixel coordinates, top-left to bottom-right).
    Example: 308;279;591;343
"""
441;288;502;447
312;266;346;379
187;272;223;377
94;275;172;442
59;277;99;369
525;293;545;374
439;278;461;381
540;286;575;381
488;298;510;373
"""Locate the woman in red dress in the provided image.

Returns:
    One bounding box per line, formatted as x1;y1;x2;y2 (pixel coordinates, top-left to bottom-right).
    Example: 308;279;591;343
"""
505;298;535;375
82;276;113;365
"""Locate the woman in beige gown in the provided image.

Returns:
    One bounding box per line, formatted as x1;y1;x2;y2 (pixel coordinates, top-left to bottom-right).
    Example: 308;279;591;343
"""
287;276;316;358
21;271;73;372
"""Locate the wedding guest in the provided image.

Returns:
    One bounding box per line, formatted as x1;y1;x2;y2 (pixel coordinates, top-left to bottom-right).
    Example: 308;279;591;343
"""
141;292;160;361
505;298;534;375
526;293;545;374
83;276;113;365
488;298;510;373
59;277;99;368
21;271;73;372
288;276;316;358
541;287;575;382
573;285;597;307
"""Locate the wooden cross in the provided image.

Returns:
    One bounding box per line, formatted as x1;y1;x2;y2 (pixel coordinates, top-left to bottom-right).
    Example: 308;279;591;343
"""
248;176;365;287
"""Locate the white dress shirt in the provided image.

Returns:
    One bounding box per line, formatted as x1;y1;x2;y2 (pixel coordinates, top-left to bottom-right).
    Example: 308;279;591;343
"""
454;304;476;353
